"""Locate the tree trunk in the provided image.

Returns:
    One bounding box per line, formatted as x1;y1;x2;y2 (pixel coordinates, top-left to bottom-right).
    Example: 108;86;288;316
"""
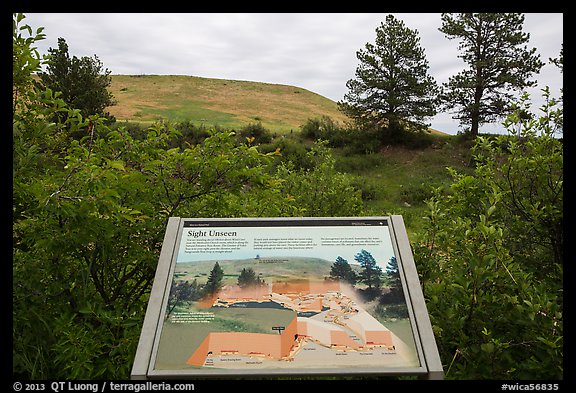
470;115;479;137
470;85;483;137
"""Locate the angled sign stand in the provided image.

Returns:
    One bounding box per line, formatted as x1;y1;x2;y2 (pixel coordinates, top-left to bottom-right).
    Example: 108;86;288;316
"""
131;216;443;379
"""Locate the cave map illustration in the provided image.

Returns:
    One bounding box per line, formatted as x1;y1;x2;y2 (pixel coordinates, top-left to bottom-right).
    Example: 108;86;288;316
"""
152;221;421;371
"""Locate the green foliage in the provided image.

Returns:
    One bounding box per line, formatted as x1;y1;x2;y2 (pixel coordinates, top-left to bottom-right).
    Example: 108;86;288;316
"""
483;90;563;268
300;115;347;146
276;143;364;217
167;279;203;318
236;121;273;145
415;90;563;379
261;136;314;170
237;267;264;288
204;262;225;295
300;116;386;153
12;13;46;106
354;249;382;290
379;256;404;305
385;256;398;276
170;120;212;146
399;182;434;206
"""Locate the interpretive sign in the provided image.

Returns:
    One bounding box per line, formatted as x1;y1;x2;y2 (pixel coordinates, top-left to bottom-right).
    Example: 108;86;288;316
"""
131;216;443;379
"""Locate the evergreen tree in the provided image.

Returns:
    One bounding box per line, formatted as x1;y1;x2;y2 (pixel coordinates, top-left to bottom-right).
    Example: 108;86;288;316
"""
355;249;382;290
166;279;202;317
329;256;357;285
385;256;400;285
39;37;116;121
204;262;224;295
237;267;263;288
338;14;439;139
383;256;404;303
549;45;563;104
439;13;544;137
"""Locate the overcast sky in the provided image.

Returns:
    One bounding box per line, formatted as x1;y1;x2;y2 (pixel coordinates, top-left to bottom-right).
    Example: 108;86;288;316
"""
22;13;563;134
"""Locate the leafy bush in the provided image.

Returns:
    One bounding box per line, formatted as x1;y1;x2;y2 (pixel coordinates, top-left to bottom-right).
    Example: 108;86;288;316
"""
276;143;364;217
236;121;273;144
300;114;436;154
399;182;434;206
350;178;378;201
415;90;563;379
260;136;316;170
172;120;212;146
301;116;382;154
396;129;435;149
300;115;339;141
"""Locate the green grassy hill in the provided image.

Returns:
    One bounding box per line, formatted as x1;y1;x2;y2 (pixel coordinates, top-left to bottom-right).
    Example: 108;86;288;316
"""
107;74;351;133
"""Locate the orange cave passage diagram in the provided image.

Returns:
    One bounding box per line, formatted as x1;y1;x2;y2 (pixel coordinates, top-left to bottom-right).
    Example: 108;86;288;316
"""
178;280;418;369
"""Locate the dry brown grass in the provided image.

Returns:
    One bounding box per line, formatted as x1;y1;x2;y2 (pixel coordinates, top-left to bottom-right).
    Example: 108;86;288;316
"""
107;75;351;132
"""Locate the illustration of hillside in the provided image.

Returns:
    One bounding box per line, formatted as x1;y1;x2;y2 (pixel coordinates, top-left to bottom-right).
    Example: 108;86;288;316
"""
173;256;348;286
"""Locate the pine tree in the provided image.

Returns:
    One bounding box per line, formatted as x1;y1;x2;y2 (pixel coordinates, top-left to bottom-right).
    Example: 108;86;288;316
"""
329;256;357;285
167;279;202;318
384;256;404;303
338;14;439;139
355;249;382;290
439;13;544;137
204;262;224;295
237;267;263;288
385;256;400;285
39;37;116;121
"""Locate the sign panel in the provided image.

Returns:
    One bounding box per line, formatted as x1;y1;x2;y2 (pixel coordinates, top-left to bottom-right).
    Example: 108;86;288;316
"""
132;217;443;379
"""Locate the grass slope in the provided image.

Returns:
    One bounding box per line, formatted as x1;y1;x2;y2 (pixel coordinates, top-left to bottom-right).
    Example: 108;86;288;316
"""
333;141;473;238
107;74;350;133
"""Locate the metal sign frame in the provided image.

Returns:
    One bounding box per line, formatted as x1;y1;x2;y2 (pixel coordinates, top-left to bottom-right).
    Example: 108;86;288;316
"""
131;216;443;379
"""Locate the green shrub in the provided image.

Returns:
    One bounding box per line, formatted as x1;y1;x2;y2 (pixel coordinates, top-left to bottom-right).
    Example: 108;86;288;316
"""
350;178;378;201
277;143;364;217
399;182;434;206
300;115;337;141
14;14;363;379
173;120;212;146
415;90;563;379
236;121;273;144
260;136;316;171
